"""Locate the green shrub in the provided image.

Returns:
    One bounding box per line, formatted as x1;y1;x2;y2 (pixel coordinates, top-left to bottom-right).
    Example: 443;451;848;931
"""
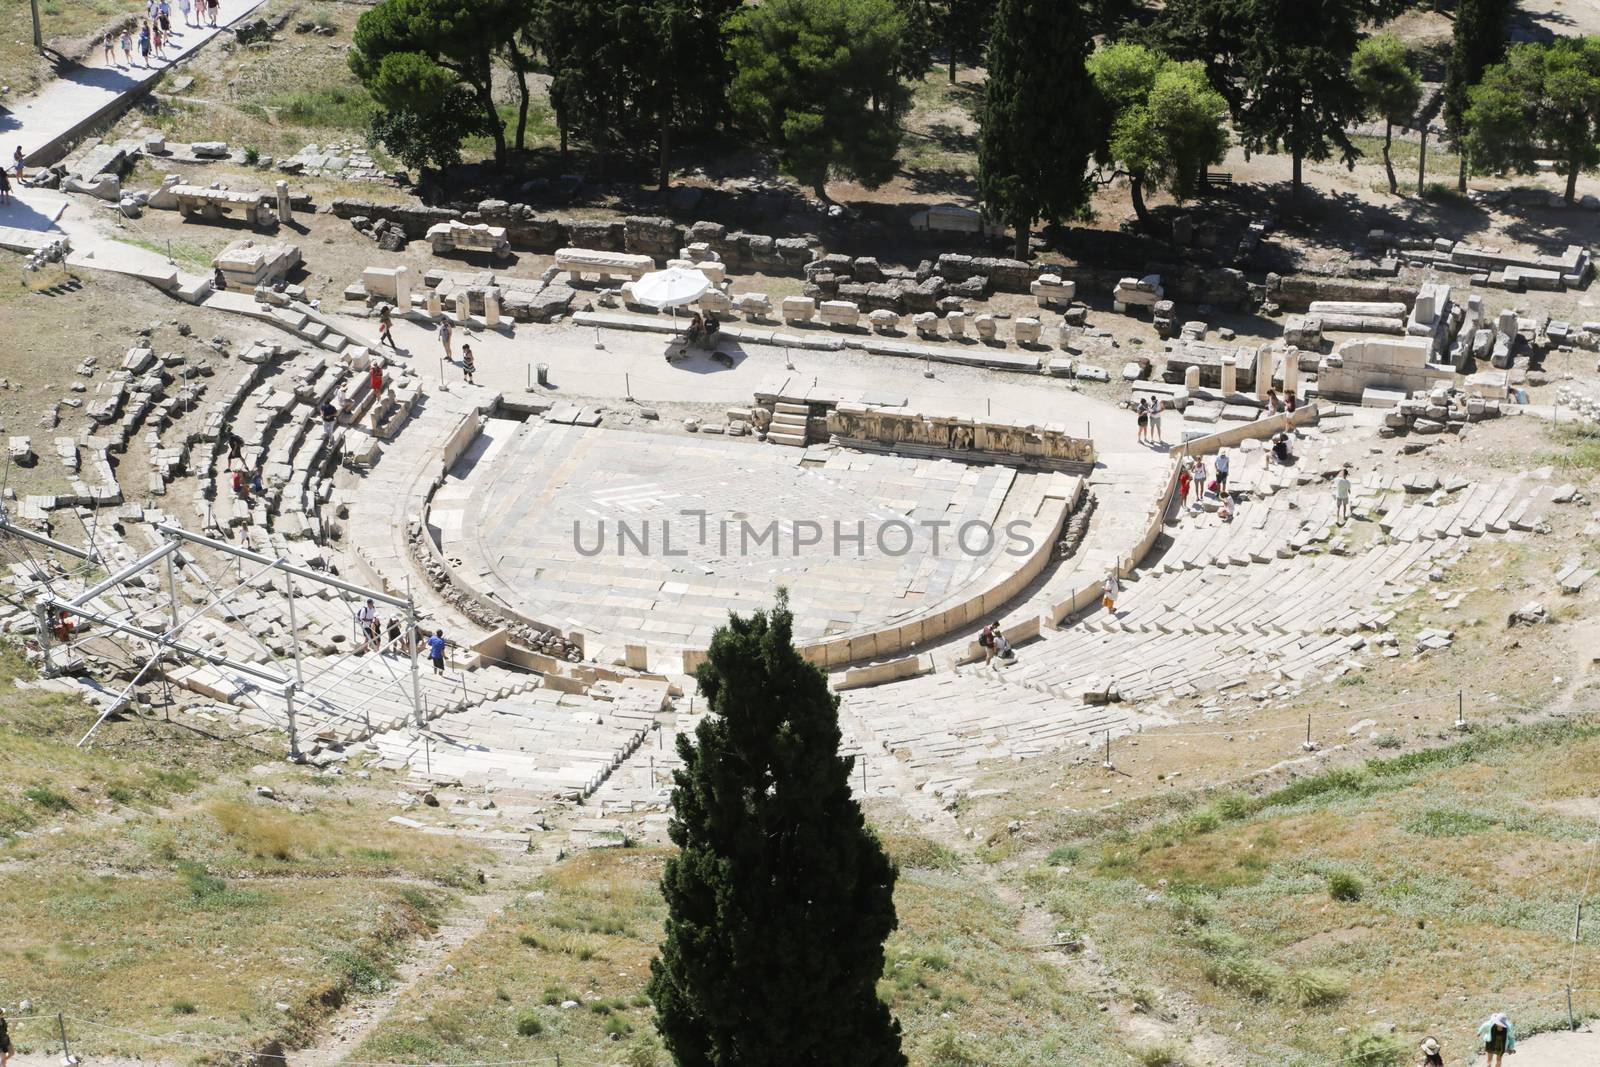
24;785;73;812
1136;1042;1184;1067
1191;926;1249;957
171;999;197;1015
1328;870;1365;902
1405;808;1497;837
1046;844;1081;866
179;861;227;900
541;986;571;1006
1288;967;1350;1008
1373;733;1402;749
926;1029;981;1067
624;1034;661;1067
602;1014;633;1039
1341;1029;1406;1067
515;1011;543;1037
243;146;260;165
1203;954;1281;1000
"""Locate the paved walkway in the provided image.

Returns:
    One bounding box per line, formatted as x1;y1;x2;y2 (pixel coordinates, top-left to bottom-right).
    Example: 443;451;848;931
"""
2;0;267;168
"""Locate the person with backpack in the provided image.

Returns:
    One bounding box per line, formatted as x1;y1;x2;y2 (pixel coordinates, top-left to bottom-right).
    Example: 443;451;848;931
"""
978;621;998;667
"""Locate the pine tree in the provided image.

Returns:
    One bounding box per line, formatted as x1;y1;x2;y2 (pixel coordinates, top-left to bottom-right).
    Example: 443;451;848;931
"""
1351;33;1422;196
977;0;1099;258
1443;0;1513;191
647;595;905;1067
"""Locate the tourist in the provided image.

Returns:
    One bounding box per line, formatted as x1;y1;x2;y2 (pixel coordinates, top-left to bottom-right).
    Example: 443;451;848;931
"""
705;313;721;350
1214;450;1230;494
159;0;171;34
1418;1037;1443;1067
120;29;134;65
356;598;378;653
226;430;244;468
369;358;385;396
461;343;476;384
378;305;398;350
0;1005;12;1067
179;0;191;25
207;0;218;27
0;166;10;206
978;621;997;667
1102;570;1120;614
1135;397;1148;444
1333;467;1352;523
319;399;336;436
250;466;265;498
1218;496;1234;522
103;33;117;64
1266;388;1281;415
1191;457;1206;502
1177;460;1192;508
993;627;1015;664
1285;392;1298;414
1150;397;1164;444
1272;431;1291;466
386;616;402;652
11;146;23;182
137;21;151;65
437;315;453;359
230;468;248;500
427;629;447;674
1477;1013;1514;1067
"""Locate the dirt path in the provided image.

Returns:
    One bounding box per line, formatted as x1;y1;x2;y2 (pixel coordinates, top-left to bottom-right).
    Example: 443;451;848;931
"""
1493;1027;1600;1067
291;841;563;1067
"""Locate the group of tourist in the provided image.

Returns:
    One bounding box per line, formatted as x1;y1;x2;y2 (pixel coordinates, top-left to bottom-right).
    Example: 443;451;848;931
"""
353;597;450;673
0;146;23;205
103;0;219;67
1415;1014;1517;1067
376;307;479;385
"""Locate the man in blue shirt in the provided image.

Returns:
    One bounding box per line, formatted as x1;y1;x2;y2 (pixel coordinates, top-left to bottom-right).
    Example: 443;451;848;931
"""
427;630;447;674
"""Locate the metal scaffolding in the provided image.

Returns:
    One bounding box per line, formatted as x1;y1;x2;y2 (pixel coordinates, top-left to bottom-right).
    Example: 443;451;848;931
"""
1;511;423;758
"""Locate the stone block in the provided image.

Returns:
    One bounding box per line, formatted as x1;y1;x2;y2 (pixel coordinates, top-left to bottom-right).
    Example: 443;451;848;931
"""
781;296;815;323
819;300;860;327
868;309;901;333
1014;317;1041;345
913;311;939;338
733;292;772;318
974;314;998;341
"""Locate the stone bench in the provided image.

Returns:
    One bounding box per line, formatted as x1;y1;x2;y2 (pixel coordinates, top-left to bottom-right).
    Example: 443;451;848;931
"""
556;247;656;284
781;296;816;324
733;292;772;318
173;185;275;227
819;300;860;328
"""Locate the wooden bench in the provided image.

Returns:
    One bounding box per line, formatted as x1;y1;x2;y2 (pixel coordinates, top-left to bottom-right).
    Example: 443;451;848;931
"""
1202;171;1234;190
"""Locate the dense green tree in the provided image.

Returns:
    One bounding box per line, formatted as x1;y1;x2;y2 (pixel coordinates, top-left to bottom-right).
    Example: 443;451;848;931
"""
1464;38;1600;203
942;0;995;83
727;0;907;199
537;0;736;184
647;595;905;1067
1158;0;1367;200
978;0;1100;257
368;88;486;177
1087;42;1229;234
1443;0;1513;190
351;0;535;164
1234;0;1364;199
1351;33;1422;196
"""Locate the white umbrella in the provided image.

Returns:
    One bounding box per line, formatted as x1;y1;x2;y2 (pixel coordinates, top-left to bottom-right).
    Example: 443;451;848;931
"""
633;265;712;308
634;266;712;356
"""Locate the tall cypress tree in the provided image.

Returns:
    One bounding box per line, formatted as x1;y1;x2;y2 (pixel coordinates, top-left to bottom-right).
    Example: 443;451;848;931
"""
977;0;1099;259
647;596;905;1067
1443;0;1512;190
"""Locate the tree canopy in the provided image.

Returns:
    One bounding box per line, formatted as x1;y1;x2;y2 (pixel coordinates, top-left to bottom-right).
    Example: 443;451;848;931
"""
1351;33;1422;195
727;0;908;199
1087;42;1229;233
1464;37;1600;203
977;0;1100;257
350;0;535;165
647;595;905;1067
1443;0;1513;188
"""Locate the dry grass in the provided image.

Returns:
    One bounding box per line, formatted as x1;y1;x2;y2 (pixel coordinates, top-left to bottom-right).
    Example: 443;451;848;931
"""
1022;720;1600;1067
0;0;147;95
353;838;1132;1067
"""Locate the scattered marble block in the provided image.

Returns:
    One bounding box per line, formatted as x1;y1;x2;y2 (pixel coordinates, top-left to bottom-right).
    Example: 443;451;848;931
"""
431;221;510;256
913;311;939;338
1030;273;1075;306
974;314;998;341
819;300;860;328
868;309;901;333
1014;317;1041;345
781;296;816;324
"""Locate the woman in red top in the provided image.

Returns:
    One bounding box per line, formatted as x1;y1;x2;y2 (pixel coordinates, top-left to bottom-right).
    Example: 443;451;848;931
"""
369;362;384;395
1177;463;1192;506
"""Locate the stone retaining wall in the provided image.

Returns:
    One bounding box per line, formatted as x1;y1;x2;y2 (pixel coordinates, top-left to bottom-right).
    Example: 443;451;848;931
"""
1268;273;1418;312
